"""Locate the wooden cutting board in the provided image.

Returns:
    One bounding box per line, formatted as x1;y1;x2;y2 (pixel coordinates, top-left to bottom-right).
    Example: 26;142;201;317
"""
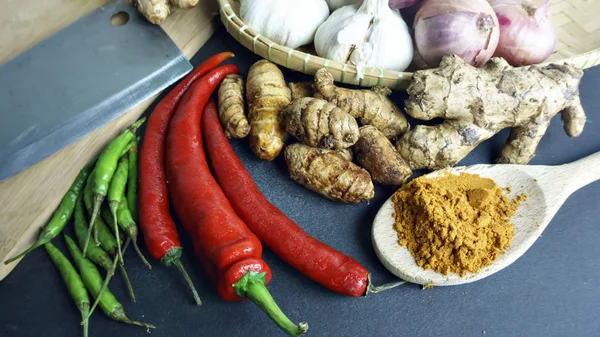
0;0;219;280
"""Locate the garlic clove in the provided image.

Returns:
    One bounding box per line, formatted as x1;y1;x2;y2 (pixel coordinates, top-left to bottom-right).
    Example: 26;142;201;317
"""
315;5;359;63
315;0;413;79
337;14;372;45
241;0;330;49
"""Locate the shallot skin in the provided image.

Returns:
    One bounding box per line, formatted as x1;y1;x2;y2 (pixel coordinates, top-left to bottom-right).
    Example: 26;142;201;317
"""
491;0;556;66
388;0;420;9
414;0;500;68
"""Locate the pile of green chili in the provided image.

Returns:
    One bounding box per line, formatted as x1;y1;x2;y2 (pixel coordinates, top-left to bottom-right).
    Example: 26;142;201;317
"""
4;118;154;336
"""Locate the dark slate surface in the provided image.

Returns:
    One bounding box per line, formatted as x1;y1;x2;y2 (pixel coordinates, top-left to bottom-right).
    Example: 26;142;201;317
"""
1;28;599;337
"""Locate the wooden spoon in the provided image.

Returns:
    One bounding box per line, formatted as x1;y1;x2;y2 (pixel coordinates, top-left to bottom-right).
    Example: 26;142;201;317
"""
372;152;600;286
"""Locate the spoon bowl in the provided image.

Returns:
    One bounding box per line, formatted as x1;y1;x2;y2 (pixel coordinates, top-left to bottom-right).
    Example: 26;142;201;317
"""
372;152;600;286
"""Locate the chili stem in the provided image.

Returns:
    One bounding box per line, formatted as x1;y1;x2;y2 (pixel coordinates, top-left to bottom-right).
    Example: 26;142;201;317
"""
234;271;308;337
82;195;103;256
110;307;155;332
365;274;406;296
4;233;50;264
174;259;202;305
80;303;90;337
131;236;152;270
118;249;136;303
82;221;94;257
85;238;132;321
119;318;155;331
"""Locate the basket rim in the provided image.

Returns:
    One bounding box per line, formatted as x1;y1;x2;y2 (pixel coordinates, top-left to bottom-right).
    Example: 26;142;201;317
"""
218;0;600;88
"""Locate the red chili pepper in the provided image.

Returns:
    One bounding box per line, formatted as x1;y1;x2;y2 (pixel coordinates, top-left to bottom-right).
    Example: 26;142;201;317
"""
139;52;234;305
165;68;308;337
202;100;373;297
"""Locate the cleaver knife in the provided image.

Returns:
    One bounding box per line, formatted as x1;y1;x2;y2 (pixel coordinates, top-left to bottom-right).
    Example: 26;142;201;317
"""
0;0;192;182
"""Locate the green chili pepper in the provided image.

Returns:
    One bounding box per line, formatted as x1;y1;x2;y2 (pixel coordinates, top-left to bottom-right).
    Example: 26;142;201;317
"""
117;193;151;270
83;118;146;261
119;140;135;158
108;157;129;208
127;141;139;221
96;217;137;303
82;167;100;253
64;234;154;331
95;217;119;258
84;171;122;257
44;242;90;337
5;164;92;264
87;237;132;319
76;198;136;303
74;197;113;272
107;157;128;263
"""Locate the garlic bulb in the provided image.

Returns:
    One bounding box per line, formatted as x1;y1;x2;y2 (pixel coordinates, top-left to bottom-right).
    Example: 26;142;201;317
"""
325;0;357;11
315;0;413;78
326;0;420;11
241;0;329;49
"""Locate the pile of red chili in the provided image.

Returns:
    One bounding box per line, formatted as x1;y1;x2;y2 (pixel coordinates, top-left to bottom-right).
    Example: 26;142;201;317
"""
139;52;238;306
139;52;395;336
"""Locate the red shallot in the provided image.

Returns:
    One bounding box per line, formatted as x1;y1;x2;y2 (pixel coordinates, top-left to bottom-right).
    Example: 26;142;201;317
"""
491;0;556;66
414;0;500;68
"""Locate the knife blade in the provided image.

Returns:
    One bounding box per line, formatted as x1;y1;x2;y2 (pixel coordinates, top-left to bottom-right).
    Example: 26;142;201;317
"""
0;0;192;181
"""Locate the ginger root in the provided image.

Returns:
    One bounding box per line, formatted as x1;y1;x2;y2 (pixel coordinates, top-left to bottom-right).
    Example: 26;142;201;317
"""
218;74;250;139
285;143;374;203
313;68;409;139
130;0;170;24
131;0;198;24
247;60;291;160
289;82;315;100
335;148;353;162
283;97;359;150
354;126;412;186
171;0;199;9
396;56;586;170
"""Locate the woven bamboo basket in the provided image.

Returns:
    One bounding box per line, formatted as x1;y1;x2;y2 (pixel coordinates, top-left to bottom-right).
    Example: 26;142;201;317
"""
219;0;600;90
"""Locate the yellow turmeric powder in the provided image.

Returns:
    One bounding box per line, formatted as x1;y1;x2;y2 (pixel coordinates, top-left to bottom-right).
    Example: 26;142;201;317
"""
392;172;525;276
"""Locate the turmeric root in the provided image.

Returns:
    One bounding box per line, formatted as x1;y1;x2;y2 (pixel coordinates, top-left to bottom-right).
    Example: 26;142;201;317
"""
354;126;412;186
283;97;359;150
396;55;586;170
289;82;315;100
284;144;374;203
218;74;250;139
313;68;409;139
246;60;292;160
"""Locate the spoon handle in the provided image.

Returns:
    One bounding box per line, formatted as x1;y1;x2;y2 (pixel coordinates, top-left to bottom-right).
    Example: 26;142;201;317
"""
558;151;600;193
